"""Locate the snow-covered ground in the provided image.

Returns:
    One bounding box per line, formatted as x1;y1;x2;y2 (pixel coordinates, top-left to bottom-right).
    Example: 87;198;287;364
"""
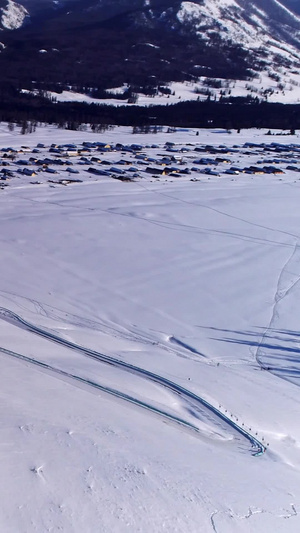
23;82;205;107
24;68;300;106
1;124;300;531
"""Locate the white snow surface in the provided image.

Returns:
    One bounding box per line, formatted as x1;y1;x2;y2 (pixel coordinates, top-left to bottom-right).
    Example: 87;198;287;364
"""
1;124;300;531
0;0;28;30
37;72;300;105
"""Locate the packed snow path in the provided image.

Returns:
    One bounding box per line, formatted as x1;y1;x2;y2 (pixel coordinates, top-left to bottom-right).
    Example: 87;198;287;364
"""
0;306;265;456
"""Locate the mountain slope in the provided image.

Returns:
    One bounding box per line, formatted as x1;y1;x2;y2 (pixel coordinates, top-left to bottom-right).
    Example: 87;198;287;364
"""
0;0;299;104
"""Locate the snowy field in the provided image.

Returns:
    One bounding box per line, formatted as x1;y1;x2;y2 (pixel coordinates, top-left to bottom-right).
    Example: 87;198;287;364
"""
24;68;300;106
1;124;300;532
39;70;300;107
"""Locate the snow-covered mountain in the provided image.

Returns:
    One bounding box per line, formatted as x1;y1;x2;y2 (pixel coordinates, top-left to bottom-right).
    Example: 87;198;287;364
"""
16;0;300;41
1;0;300;103
173;0;300;100
177;0;300;48
0;0;28;30
4;0;300;48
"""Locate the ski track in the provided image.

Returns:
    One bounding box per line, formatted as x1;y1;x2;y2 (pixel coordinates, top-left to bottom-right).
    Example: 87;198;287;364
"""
209;504;298;532
0;306;265;457
255;240;300;385
14;190;297;249
136;183;300;241
0;290;206;362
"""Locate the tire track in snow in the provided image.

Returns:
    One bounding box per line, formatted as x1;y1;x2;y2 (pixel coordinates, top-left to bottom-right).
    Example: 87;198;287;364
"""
0;345;199;433
0;307;265;456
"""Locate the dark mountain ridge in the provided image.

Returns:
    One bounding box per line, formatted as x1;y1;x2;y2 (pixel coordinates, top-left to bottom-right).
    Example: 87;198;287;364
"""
0;0;300;107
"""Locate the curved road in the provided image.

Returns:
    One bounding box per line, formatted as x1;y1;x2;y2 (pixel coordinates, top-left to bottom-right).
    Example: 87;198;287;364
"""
0;307;266;456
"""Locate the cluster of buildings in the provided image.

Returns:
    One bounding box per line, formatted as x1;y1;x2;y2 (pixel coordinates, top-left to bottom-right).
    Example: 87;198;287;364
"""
1;138;300;189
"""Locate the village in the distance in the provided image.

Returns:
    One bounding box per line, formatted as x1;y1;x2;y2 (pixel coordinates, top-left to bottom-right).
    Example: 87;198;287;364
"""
2;129;300;190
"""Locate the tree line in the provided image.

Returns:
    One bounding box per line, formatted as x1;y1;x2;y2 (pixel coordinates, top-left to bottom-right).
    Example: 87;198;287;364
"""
0;91;298;131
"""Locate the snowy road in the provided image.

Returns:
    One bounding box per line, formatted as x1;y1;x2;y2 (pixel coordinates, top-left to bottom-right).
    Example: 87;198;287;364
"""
0;306;265;456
